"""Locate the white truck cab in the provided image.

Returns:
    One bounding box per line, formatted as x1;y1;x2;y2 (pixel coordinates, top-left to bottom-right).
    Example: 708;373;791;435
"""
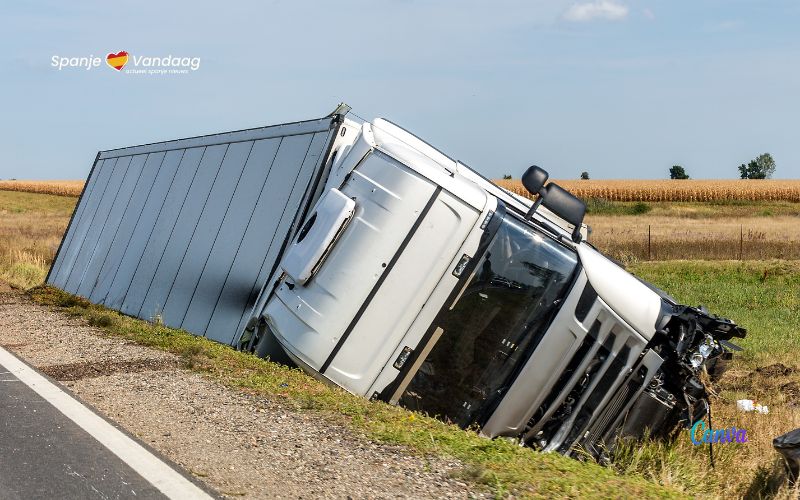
254;116;746;455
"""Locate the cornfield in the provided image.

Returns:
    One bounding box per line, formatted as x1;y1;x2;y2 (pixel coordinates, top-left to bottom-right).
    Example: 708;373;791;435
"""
495;179;800;202
0;180;84;197
4;178;800;202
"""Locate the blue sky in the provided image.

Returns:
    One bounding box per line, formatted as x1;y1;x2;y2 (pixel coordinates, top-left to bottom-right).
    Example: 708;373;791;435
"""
1;0;798;180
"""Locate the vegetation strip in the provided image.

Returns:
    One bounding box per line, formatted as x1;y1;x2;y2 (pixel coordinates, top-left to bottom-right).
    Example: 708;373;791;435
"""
27;285;679;499
24;260;800;498
0;180;84;197
496;179;800;202
5;178;800;202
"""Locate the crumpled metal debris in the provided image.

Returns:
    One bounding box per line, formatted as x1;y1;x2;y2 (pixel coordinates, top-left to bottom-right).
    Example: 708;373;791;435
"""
774;428;800;484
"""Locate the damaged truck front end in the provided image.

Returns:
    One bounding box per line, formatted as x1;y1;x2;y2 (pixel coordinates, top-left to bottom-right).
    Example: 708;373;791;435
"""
250;116;746;457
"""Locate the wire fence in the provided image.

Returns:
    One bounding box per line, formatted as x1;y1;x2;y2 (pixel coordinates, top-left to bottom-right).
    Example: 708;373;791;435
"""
590;224;800;261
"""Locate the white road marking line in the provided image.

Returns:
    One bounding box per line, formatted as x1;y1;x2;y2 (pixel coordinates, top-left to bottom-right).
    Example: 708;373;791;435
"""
0;346;213;500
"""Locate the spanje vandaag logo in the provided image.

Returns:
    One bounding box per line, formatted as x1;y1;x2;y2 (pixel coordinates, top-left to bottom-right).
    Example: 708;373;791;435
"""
690;420;748;445
51;50;200;74
106;51;129;71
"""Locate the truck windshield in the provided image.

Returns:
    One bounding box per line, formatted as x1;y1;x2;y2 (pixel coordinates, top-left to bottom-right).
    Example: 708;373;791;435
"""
400;213;579;426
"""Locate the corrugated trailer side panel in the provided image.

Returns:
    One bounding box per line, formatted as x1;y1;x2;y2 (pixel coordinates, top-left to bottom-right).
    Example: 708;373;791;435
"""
47;117;339;345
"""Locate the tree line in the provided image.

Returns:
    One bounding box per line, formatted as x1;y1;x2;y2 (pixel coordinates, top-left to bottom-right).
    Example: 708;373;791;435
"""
575;153;778;180
503;153;778;180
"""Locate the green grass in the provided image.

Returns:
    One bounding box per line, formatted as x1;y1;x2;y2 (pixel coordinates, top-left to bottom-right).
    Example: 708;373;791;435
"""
584;198;653;215
624;261;800;498
584;199;800;218
630;260;800;367
27;285;681;499
0;189;77;215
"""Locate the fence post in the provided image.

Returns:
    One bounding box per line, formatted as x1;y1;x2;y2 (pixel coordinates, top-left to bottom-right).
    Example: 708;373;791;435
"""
739;225;743;260
648;224;651;261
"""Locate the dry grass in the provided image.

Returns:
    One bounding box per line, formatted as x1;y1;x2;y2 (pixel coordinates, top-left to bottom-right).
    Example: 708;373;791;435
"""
0;180;84;197
613;399;800;499
498;179;800;260
588;215;800;261
496;179;800;202
0;191;75;288
495;179;800;261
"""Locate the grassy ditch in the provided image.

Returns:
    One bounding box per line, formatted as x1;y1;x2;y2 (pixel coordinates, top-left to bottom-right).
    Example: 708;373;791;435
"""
26;260;800;497
626;260;800;498
631;260;800;367
28;285;679;499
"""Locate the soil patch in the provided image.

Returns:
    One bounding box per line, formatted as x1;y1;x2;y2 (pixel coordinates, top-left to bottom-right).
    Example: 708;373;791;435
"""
718;363;798;400
40;358;182;381
755;363;795;377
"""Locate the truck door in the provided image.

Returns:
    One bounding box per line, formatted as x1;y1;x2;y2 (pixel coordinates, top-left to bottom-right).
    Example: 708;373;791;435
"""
264;150;480;395
397;214;580;427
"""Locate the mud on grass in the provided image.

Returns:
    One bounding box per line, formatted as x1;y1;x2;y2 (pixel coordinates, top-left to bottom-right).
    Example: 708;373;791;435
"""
27;284;680;499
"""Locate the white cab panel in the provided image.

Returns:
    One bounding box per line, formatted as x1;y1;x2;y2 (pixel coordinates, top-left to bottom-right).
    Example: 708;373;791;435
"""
325;190;480;395
366;197;495;399
576;245;661;340
281;188;355;285
266;151;437;370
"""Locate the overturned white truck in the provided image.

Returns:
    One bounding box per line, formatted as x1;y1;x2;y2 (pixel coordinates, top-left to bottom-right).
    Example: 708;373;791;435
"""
49;107;745;457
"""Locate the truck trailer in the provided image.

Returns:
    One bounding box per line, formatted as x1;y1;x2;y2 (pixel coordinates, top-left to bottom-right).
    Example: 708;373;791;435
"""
49;107;746;457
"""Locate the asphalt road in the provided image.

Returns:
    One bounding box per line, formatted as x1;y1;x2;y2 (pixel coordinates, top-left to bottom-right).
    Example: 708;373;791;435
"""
0;348;213;500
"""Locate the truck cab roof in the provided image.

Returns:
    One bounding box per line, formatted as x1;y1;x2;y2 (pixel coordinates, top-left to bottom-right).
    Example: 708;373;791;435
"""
366;118;587;243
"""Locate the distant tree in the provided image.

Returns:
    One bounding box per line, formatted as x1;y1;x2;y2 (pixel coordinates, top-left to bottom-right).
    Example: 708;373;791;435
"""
669;165;689;179
580;171;590;180
502;174;512;180
738;162;752;179
739;153;776;179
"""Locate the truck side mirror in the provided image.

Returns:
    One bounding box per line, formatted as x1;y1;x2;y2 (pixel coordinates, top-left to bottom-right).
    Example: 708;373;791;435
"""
521;166;549;221
521;166;548;196
542;183;586;243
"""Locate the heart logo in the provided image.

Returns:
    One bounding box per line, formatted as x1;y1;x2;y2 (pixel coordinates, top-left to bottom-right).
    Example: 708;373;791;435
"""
106;51;129;71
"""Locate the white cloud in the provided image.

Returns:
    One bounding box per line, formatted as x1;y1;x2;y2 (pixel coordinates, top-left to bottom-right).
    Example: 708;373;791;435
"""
563;1;629;22
643;8;655;20
704;20;742;33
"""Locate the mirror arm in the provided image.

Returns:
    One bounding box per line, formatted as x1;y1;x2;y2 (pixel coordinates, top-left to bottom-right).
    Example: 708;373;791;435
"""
572;226;582;243
525;193;545;220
